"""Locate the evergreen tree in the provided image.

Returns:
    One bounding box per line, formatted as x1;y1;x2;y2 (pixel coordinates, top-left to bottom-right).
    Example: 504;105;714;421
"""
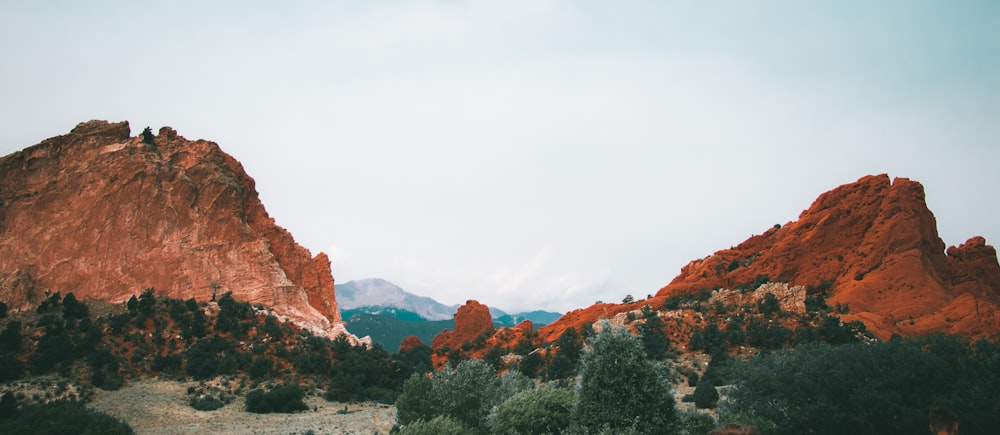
575;325;676;434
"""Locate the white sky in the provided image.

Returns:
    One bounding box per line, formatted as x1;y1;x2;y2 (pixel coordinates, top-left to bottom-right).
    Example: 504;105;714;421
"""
2;1;998;313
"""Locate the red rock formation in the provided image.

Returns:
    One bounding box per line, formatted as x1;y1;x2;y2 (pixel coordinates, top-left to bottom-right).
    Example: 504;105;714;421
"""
431;300;495;351
0;120;352;338
398;336;426;352
538;174;1000;341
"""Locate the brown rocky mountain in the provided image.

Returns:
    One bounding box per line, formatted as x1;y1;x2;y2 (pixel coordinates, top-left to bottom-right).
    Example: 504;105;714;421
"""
0;120;353;339
535;174;1000;343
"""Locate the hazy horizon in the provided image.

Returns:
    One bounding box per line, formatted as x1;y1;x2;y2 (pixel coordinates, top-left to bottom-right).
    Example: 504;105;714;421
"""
2;1;998;313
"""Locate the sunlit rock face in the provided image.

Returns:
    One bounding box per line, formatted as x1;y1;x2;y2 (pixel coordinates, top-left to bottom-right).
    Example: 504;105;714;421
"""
537;174;1000;342
432;300;495;352
0;120;357;340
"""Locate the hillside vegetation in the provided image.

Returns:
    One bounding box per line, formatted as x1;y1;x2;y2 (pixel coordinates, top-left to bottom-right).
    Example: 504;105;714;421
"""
403;280;1000;434
0;289;433;416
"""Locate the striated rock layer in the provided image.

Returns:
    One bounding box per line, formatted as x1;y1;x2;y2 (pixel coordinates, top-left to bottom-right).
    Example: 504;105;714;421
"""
0;120;353;339
538;174;1000;341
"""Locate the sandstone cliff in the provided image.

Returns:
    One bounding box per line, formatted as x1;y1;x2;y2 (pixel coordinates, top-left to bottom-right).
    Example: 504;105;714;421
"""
538;174;1000;341
0;120;351;338
431;300;495;351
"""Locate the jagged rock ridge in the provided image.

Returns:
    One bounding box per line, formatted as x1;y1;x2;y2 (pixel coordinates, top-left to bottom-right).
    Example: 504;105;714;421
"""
538;174;1000;342
0;120;353;339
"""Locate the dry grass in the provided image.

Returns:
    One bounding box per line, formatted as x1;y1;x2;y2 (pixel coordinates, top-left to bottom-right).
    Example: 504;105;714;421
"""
87;379;396;435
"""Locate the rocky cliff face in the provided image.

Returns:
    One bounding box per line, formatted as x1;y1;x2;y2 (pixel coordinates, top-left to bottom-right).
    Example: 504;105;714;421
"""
431;300;495;351
538;175;1000;341
0;120;350;338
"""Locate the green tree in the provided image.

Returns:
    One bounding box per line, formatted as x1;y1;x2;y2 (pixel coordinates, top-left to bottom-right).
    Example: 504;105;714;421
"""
395;374;437;426
757;293;780;318
638;305;669;360
245;384;308;414
692;377;719;409
575;325;676;434
395;359;524;433
491;386;576;435
398;415;467;435
61;292;89;319
724;336;1000;434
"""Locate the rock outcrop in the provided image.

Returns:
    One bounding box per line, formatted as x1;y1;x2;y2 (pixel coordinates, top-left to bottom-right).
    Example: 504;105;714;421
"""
538;174;1000;341
431;300;495;351
398;336;426;352
0;120;351;338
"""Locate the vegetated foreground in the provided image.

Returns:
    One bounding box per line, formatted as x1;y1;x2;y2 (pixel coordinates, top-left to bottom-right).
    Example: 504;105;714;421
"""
88;379;395;434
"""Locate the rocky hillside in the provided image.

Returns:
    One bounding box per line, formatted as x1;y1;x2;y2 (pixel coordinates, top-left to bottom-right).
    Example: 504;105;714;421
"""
539;175;1000;342
0;121;349;338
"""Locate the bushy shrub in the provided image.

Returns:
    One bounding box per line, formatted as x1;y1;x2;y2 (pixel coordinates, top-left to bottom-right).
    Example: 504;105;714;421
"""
190;395;224;411
397;415;466;435
492;386;576;435
0;401;133;434
395;359;522;432
0;355;24;382
675;410;718;435
693;377;719;409
724;335;1000;434
245;384;308;414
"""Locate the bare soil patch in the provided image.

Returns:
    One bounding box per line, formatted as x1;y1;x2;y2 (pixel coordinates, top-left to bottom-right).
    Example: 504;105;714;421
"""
87;379;396;434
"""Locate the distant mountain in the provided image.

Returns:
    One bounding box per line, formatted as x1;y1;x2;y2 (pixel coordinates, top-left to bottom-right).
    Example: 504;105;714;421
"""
336;278;456;321
337;278;562;326
494;310;564;327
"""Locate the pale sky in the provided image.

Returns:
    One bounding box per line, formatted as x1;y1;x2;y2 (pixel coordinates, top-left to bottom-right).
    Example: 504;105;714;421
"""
2;1;998;314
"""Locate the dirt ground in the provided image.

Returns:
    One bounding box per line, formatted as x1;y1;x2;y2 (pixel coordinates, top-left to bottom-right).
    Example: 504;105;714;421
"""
87;379;396;435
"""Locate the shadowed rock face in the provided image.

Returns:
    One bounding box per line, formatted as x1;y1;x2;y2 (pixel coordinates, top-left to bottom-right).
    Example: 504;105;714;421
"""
0;120;350;338
537;174;1000;342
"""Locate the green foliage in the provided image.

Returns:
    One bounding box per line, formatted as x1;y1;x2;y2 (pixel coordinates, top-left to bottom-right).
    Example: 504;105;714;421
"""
0;320;22;353
0;301;6;318
0;401;133;434
674;410;717;435
325;338;402;404
245;384;309;414
804;293;829;313
745;317;792;350
61;292;89;319
397;415;467;435
344;312;454;351
757;293;780;318
394;342;433;377
0;355;24;382
689;324;726;358
189;394;225;411
396;359;523;433
28;318;75;375
575;325;676;434
622;294;635;304
214;292;253;337
36;292;62;313
492;386;576;435
184;336;243;380
692;378;719;409
141;126;156;146
517;351;544;378
0;392;16;418
736;274;770;292
723;335;1000;434
395;374;437;426
638;306;669;360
